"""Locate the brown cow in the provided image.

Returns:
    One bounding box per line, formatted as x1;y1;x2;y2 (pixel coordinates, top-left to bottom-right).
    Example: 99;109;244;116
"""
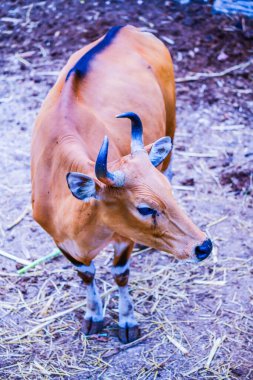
31;25;212;343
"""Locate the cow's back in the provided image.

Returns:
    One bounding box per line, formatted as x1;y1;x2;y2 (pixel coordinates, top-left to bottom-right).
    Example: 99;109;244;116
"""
32;25;175;157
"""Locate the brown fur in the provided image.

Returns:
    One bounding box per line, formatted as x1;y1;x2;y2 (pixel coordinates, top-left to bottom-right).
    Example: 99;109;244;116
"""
31;25;206;265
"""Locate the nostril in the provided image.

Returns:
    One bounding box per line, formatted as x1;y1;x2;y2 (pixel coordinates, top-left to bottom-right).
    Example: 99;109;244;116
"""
195;239;213;261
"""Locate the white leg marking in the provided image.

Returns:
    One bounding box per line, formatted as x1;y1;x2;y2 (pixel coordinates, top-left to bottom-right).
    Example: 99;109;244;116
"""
112;262;138;328
80;261;103;322
85;280;103;322
118;285;138;328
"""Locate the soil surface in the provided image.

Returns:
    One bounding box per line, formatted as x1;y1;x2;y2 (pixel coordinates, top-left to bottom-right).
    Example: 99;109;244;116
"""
0;1;252;379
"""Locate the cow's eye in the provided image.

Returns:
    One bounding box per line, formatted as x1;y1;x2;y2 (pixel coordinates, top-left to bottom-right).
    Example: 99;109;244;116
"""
137;206;156;216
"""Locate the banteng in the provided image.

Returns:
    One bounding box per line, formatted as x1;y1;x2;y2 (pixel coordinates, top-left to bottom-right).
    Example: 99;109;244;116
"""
31;25;212;343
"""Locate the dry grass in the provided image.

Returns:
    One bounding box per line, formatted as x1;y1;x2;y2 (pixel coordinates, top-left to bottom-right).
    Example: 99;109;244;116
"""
0;1;253;379
0;229;252;379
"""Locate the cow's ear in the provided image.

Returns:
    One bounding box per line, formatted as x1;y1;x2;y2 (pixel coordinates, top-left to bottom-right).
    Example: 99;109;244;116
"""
149;137;173;167
66;172;99;202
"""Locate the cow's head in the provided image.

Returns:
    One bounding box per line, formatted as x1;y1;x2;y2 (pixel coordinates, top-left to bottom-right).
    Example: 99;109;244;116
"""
67;113;212;262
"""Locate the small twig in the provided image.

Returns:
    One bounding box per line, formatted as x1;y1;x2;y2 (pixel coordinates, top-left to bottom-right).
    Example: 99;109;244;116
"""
206;336;226;368
181;357;208;377
177;151;218;158
166;334;189;355
206;216;228;228
6;320;53;343
0;95;13;103
17;249;61;275
160;35;175;45
1;17;22;24
15;54;32;67
212;124;245;131
212;246;219;264
0;249;30;266
119;326;163;351
173;185;195;192
176;59;252;83
193;280;226;286
139;26;158;34
24;3;33;25
33;361;50;376
6;205;31;230
223;308;253;322
35;71;60;76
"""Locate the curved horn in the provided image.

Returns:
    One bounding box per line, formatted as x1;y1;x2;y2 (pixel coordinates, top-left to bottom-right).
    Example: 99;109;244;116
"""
95;136;125;187
116;112;144;154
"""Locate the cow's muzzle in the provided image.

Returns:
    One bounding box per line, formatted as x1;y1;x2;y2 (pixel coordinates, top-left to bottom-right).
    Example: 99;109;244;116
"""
195;239;213;261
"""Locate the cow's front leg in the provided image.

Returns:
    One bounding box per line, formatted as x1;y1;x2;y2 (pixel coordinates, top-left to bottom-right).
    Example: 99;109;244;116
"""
112;239;140;343
78;261;104;335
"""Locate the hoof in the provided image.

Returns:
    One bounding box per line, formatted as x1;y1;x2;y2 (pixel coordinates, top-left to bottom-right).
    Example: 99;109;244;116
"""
118;324;140;344
82;318;104;335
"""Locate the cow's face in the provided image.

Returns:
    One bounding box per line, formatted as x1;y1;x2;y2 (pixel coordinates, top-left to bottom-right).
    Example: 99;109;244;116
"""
99;152;210;261
67;149;211;262
67;112;212;262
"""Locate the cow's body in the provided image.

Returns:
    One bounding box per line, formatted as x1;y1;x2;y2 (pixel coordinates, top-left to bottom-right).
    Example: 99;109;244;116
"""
32;25;175;263
32;26;212;340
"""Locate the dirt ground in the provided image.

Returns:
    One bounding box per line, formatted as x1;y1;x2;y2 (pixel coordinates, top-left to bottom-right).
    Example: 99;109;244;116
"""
0;1;252;379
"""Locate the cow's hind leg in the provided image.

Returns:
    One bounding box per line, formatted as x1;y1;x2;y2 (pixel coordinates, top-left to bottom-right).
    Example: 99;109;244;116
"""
112;238;140;343
78;261;104;335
